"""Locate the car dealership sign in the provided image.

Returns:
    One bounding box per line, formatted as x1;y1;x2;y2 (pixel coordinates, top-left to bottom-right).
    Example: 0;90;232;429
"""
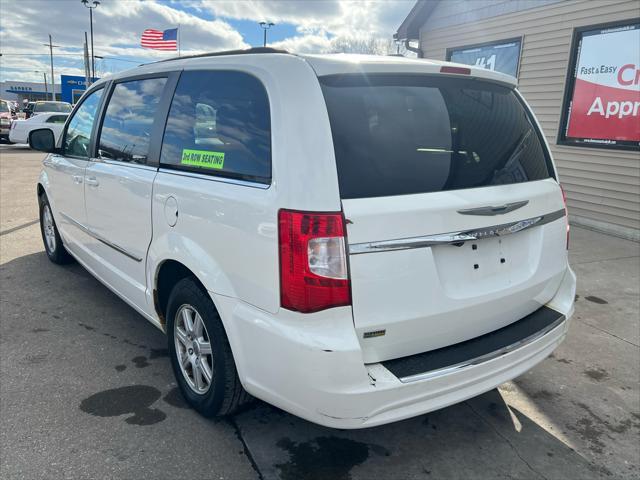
559;21;639;150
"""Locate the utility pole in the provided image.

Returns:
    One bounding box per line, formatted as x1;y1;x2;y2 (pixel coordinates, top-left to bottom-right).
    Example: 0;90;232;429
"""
94;55;103;77
81;0;100;80
43;35;60;101
259;22;275;47
84;32;91;89
35;71;48;99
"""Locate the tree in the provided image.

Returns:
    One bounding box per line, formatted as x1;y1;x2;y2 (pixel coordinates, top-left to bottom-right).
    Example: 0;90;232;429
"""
329;36;396;55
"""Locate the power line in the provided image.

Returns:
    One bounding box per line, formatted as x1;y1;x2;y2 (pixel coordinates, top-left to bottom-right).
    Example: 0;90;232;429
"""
1;53;140;63
1;53;86;56
0;65;80;72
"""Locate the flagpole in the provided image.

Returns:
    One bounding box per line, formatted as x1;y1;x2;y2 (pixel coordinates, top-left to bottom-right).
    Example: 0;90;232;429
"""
178;24;181;57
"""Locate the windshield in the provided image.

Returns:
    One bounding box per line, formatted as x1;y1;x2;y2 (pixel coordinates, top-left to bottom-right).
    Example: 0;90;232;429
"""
320;74;553;199
34;102;72;113
0;100;8;111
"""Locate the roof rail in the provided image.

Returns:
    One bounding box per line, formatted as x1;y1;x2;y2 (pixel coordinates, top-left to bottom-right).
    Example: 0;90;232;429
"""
149;47;290;64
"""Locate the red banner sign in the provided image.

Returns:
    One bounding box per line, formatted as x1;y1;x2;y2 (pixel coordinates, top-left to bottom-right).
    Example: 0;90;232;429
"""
561;22;639;150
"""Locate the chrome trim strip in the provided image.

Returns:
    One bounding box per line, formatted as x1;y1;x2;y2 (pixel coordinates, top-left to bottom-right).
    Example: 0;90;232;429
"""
457;200;529;216
349;209;565;255
157;167;270;189
91;156;159;172
397;314;566;383
60;213;142;262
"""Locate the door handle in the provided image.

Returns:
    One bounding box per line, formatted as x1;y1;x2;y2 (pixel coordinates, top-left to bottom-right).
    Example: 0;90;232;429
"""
72;175;83;184
85;176;99;187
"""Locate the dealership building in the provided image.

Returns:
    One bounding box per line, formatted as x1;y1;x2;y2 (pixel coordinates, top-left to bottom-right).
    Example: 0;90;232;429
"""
0;80;61;102
397;0;639;241
1;75;98;105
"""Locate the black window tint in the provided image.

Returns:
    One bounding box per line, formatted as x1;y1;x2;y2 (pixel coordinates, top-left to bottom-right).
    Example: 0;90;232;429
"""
64;88;103;158
160;71;271;183
97;78;167;164
320;75;552;199
46;114;68;124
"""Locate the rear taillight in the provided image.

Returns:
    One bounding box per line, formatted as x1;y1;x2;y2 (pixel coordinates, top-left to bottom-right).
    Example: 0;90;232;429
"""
560;184;570;249
278;209;351;313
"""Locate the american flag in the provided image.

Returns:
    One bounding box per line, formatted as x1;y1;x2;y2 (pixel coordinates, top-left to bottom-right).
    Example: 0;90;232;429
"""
141;28;178;51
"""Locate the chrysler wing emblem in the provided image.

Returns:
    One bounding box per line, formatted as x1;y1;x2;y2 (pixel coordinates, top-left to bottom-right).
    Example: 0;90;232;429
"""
457;200;529;216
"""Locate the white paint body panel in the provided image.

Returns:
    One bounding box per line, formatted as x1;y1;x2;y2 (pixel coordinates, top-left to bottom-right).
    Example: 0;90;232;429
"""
39;52;575;428
83;160;156;310
149;169;279;313
344;179;568;363
213;265;574;429
42;153;92;248
9;113;66;144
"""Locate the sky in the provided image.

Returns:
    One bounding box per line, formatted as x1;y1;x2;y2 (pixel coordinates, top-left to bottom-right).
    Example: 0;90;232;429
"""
0;0;416;83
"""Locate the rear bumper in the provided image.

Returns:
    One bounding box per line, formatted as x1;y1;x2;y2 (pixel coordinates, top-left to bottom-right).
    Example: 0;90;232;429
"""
8;130;25;143
213;266;576;429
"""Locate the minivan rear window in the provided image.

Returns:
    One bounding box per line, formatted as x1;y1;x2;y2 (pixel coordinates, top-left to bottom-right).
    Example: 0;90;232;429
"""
34;102;72;113
320;75;553;199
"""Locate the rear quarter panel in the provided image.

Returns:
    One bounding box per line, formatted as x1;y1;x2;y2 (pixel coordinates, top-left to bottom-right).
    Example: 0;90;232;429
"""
148;55;343;314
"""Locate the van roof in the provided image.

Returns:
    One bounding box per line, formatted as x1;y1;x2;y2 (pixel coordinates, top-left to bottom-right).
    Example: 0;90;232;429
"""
299;53;517;86
101;49;517;88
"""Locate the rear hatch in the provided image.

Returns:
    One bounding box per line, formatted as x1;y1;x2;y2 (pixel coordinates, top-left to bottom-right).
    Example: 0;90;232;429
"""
320;73;568;364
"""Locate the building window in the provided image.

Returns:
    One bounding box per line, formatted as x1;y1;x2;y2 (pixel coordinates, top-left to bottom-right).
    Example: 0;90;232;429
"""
558;19;639;151
446;37;522;78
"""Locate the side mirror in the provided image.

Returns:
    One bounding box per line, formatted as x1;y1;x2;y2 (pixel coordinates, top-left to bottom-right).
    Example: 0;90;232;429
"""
29;128;57;153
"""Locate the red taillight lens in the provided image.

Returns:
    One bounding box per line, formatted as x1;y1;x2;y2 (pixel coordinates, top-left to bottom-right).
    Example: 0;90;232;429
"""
440;66;471;75
278;209;351;313
560;184;570;250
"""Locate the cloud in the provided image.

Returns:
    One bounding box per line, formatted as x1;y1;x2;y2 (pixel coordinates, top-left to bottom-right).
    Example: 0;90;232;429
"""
270;33;332;54
0;0;248;82
203;0;414;40
0;0;415;82
203;0;343;27
202;0;415;54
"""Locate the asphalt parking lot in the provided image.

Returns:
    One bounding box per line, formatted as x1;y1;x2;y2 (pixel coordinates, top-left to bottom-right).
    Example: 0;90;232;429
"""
1;144;639;480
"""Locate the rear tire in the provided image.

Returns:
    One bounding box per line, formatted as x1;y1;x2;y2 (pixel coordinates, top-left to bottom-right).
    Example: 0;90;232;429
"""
39;193;73;264
166;277;251;417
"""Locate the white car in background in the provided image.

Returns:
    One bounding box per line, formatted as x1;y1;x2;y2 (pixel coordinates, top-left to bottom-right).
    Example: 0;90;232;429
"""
9;112;69;144
23;100;72;119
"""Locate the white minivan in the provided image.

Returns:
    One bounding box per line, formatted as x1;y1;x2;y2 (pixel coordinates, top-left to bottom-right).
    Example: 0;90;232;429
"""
30;49;576;429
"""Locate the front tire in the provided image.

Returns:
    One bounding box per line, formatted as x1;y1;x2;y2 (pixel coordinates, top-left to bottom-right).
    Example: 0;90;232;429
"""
39;194;73;264
166;277;250;417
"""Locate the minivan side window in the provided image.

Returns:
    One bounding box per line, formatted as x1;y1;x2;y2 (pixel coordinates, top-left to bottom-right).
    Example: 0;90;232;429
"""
63;88;103;158
97;77;167;165
160;70;271;184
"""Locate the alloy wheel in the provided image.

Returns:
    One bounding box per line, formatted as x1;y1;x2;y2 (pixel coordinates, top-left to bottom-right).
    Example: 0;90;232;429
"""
174;304;214;394
42;205;57;253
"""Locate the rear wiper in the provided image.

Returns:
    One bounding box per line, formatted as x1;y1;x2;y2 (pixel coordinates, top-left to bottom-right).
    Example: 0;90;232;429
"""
491;129;532;180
